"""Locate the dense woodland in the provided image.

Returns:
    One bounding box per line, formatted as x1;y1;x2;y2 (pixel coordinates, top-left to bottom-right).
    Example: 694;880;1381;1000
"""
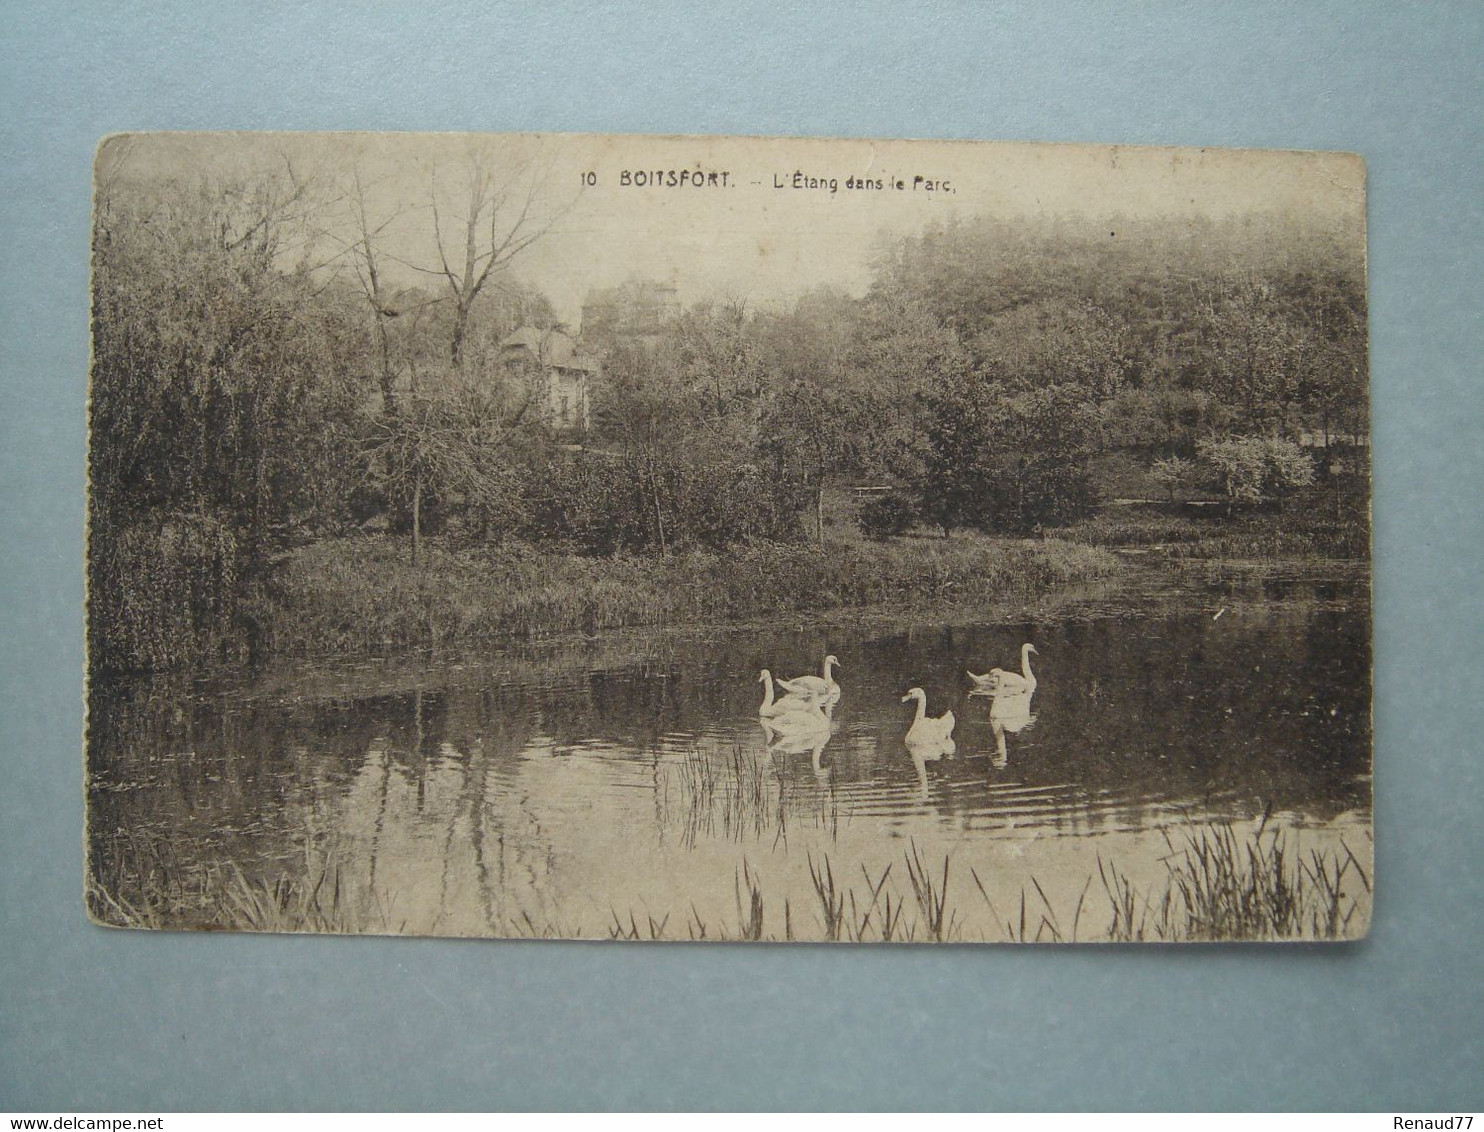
89;159;1368;675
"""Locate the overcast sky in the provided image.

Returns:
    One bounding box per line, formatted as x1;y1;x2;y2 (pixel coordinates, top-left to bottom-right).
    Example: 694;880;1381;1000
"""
98;131;1366;324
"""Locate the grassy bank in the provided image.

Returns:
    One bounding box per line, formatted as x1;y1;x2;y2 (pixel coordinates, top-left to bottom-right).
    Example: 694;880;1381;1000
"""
1059;500;1369;560
246;533;1121;660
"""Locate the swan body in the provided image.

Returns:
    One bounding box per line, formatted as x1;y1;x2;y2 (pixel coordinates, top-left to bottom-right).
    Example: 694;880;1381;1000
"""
967;643;1038;695
758;670;827;719
775;654;841;699
901;687;956;748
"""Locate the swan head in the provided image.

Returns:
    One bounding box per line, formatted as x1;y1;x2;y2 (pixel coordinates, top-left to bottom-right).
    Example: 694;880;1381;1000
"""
758;669;771;683
901;687;926;704
1024;643;1039;655
824;654;840;669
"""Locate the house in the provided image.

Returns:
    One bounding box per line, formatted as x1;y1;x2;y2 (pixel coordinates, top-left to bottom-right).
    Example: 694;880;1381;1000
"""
580;279;680;345
498;326;599;432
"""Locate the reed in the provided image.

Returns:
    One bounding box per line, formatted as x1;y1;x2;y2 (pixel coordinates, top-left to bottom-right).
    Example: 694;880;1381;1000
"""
659;741;846;851
735;860;765;941
904;840;957;942
807;852;845;941
609;908;670;941
850;863;904;942
1098;820;1371;941
971;868;1089;943
90;803;1368;942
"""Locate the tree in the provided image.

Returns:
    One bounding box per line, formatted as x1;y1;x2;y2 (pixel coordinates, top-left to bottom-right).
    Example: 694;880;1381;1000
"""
1197;436;1315;515
419;150;565;372
90;157;364;670
919;374;1100;535
1150;455;1195;503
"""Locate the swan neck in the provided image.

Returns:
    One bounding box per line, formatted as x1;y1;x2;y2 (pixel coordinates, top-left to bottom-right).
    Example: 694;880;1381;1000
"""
760;674;774;711
912;694;926;723
1022;645;1035;682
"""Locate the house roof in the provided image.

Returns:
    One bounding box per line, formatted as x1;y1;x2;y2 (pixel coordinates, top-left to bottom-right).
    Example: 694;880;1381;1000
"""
499;326;600;373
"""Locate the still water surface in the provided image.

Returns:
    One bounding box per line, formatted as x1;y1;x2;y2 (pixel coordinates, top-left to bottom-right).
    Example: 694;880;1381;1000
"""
88;566;1372;941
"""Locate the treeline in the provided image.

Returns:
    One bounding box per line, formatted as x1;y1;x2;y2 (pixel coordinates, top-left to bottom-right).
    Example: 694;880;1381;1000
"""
89;162;1366;673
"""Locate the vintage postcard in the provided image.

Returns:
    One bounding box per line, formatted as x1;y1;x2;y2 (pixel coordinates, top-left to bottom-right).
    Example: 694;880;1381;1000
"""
86;132;1371;942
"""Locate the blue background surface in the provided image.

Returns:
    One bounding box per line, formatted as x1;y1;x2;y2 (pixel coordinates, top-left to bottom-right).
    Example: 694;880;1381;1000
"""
2;1;1480;1111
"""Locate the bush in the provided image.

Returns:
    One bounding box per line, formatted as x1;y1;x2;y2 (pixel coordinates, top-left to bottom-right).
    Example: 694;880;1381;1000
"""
1150;455;1195;502
89;515;245;674
859;489;920;539
1197;436;1315;513
523;449;804;554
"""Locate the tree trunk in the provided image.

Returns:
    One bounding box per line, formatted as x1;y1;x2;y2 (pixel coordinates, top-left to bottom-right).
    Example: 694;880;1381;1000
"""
816;483;825;548
648;451;667;556
450;305;468;371
376;317;396;413
412;471;422;564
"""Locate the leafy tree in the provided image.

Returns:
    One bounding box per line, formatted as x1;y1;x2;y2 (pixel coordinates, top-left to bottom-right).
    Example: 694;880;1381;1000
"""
1197;436;1315;515
90;158;365;670
1150;455;1196;503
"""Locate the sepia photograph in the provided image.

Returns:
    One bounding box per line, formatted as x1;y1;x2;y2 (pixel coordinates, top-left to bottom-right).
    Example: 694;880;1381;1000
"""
85;131;1371;943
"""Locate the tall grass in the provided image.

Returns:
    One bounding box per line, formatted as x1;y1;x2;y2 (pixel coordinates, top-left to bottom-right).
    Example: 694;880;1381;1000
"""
90;813;1368;943
905;839;958;942
88;832;400;935
243;533;1121;663
735;860;765;941
1099;821;1371;942
1062;504;1369;561
657;741;845;851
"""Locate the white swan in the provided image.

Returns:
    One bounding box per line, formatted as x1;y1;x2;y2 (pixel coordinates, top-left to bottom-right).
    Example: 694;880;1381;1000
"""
775;654;841;699
758;670;825;719
901;687;956;748
967;643;1038;695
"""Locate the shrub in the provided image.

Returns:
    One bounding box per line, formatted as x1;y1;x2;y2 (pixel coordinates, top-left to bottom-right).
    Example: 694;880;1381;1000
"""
1197;436;1315;513
859;489;921;539
523;449;804;554
89;515;244;674
1150;455;1195;503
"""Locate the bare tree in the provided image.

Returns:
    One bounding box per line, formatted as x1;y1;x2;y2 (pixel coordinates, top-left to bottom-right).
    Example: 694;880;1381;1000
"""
348;167;408;412
422;150;565;371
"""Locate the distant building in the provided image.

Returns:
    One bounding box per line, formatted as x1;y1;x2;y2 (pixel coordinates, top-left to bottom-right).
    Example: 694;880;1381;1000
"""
498;326;599;432
580;279;681;344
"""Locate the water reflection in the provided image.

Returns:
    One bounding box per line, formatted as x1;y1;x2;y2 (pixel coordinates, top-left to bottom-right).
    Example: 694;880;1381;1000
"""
87;576;1373;939
905;733;957;798
760;702;834;773
986;689;1037;768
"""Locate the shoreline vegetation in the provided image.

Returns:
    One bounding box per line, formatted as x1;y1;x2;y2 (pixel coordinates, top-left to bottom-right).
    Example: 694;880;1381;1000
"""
91;492;1367;678
88;807;1372;944
88;151;1369;680
252;531;1124;661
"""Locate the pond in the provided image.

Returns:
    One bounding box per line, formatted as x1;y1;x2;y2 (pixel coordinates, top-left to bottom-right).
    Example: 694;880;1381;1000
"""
87;565;1372;942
